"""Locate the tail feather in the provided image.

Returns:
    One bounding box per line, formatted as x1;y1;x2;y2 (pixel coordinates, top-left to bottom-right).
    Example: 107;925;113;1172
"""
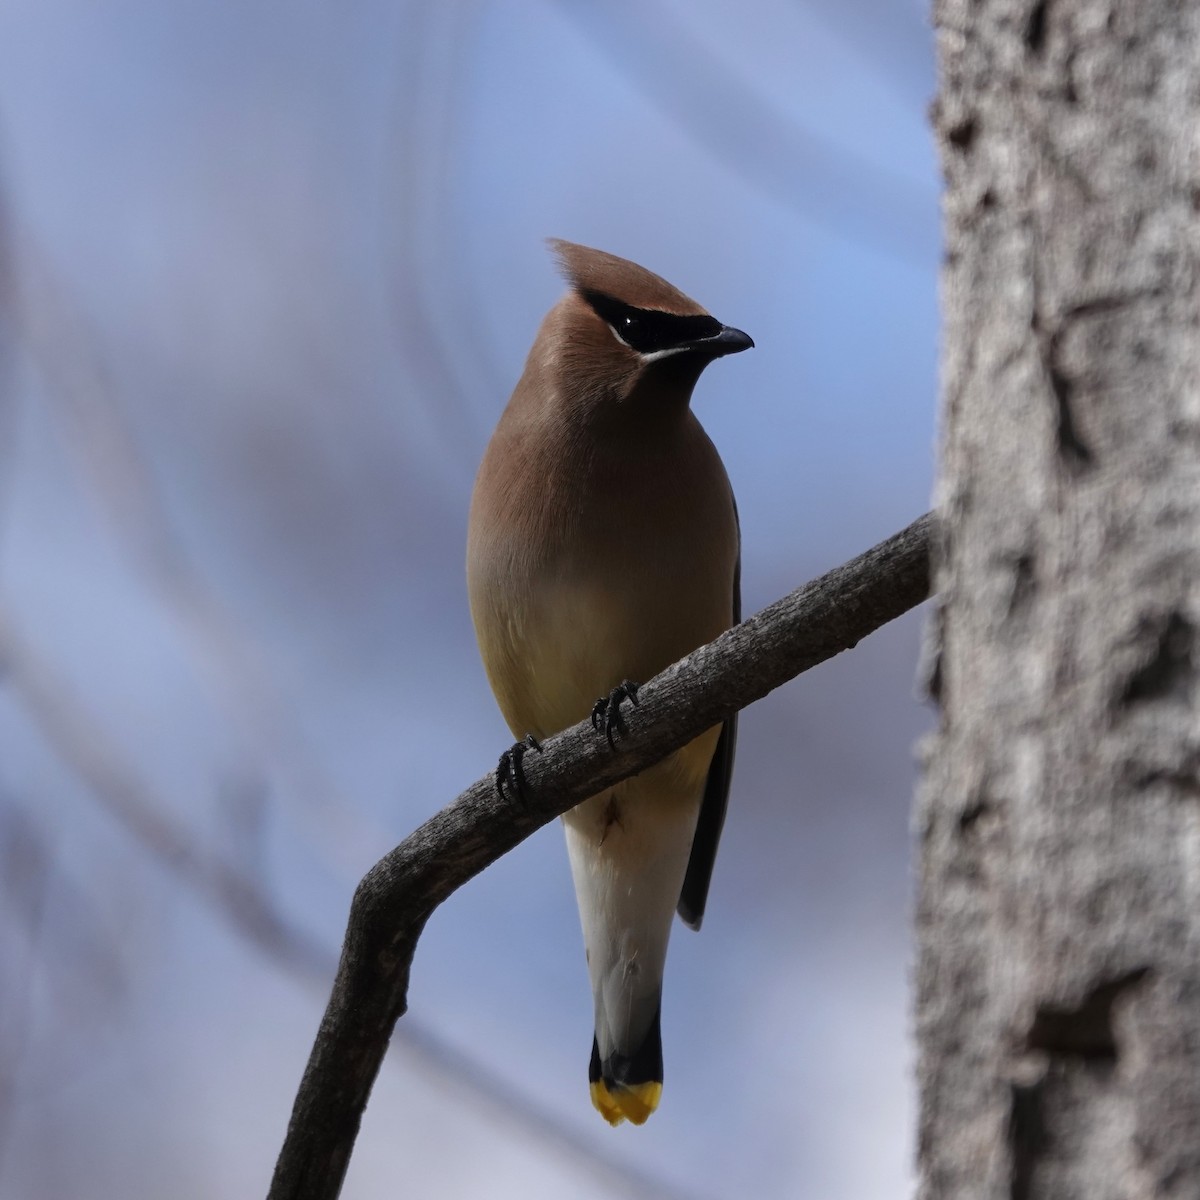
564;774;707;1127
588;1005;664;1126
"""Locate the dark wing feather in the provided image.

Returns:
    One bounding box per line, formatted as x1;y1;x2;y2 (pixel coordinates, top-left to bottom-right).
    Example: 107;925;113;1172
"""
677;498;740;931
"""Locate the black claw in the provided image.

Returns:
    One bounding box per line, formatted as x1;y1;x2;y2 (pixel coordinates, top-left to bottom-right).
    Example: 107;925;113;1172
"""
495;734;542;800
591;681;641;748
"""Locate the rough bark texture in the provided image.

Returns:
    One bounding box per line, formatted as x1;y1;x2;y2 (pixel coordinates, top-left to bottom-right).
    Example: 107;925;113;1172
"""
920;3;1200;1199
269;514;931;1200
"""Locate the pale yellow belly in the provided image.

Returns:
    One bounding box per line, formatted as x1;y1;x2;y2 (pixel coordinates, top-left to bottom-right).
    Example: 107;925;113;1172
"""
474;569;718;742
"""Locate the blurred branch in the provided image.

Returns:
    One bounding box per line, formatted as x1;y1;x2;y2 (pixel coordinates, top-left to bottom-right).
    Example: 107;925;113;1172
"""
270;511;934;1200
0;604;329;979
0;796;128;1176
0;801;52;1185
0;142;18;558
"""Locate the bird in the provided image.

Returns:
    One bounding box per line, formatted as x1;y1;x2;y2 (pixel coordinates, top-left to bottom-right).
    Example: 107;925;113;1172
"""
466;239;751;1126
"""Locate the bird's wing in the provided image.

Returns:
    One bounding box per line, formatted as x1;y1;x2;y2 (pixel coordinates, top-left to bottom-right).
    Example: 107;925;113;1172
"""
676;496;740;931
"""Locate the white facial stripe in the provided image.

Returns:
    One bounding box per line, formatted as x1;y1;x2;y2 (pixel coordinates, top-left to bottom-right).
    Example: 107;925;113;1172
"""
637;345;690;364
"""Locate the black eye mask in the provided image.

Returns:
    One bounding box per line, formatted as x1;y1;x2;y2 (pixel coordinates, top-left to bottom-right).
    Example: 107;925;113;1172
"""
582;290;723;356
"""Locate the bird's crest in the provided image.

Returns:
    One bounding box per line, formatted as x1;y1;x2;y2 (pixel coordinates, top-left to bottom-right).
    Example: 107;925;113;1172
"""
548;239;708;316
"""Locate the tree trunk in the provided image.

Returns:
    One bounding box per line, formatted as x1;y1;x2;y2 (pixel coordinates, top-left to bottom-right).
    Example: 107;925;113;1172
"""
918;2;1200;1198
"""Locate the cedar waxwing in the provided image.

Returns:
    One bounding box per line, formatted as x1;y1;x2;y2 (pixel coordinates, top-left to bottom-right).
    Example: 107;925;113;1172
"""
467;240;751;1126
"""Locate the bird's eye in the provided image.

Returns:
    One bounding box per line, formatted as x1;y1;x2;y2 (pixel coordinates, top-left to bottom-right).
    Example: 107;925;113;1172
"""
620;314;640;337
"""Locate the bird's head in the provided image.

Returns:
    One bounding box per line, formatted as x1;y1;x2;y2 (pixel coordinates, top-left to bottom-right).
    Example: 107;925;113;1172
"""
540;239;753;416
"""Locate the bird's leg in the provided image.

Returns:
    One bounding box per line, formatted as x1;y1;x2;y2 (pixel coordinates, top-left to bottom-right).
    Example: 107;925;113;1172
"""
495;734;542;800
590;681;641;749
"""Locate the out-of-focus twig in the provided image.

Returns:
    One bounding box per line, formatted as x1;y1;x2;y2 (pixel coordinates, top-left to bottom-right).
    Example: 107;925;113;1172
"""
0;801;52;1186
0;603;329;979
0;797;128;1159
0;138;19;559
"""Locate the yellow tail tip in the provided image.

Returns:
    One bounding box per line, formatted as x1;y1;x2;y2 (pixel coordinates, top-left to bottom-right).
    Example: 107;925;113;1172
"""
590;1080;663;1126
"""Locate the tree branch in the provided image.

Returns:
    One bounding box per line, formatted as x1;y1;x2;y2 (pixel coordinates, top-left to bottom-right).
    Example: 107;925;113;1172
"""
268;511;935;1200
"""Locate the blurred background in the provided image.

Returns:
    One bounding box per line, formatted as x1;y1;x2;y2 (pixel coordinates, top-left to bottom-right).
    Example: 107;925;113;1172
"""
0;2;938;1197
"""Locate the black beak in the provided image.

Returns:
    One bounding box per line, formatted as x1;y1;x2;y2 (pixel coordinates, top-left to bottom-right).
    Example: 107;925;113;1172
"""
691;324;755;358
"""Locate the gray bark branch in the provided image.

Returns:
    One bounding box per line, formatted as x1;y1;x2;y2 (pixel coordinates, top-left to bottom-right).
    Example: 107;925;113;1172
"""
921;1;1200;1196
268;511;933;1200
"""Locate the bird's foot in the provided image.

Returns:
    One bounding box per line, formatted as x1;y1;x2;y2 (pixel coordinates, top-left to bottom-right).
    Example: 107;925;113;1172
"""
495;734;542;800
590;681;641;748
